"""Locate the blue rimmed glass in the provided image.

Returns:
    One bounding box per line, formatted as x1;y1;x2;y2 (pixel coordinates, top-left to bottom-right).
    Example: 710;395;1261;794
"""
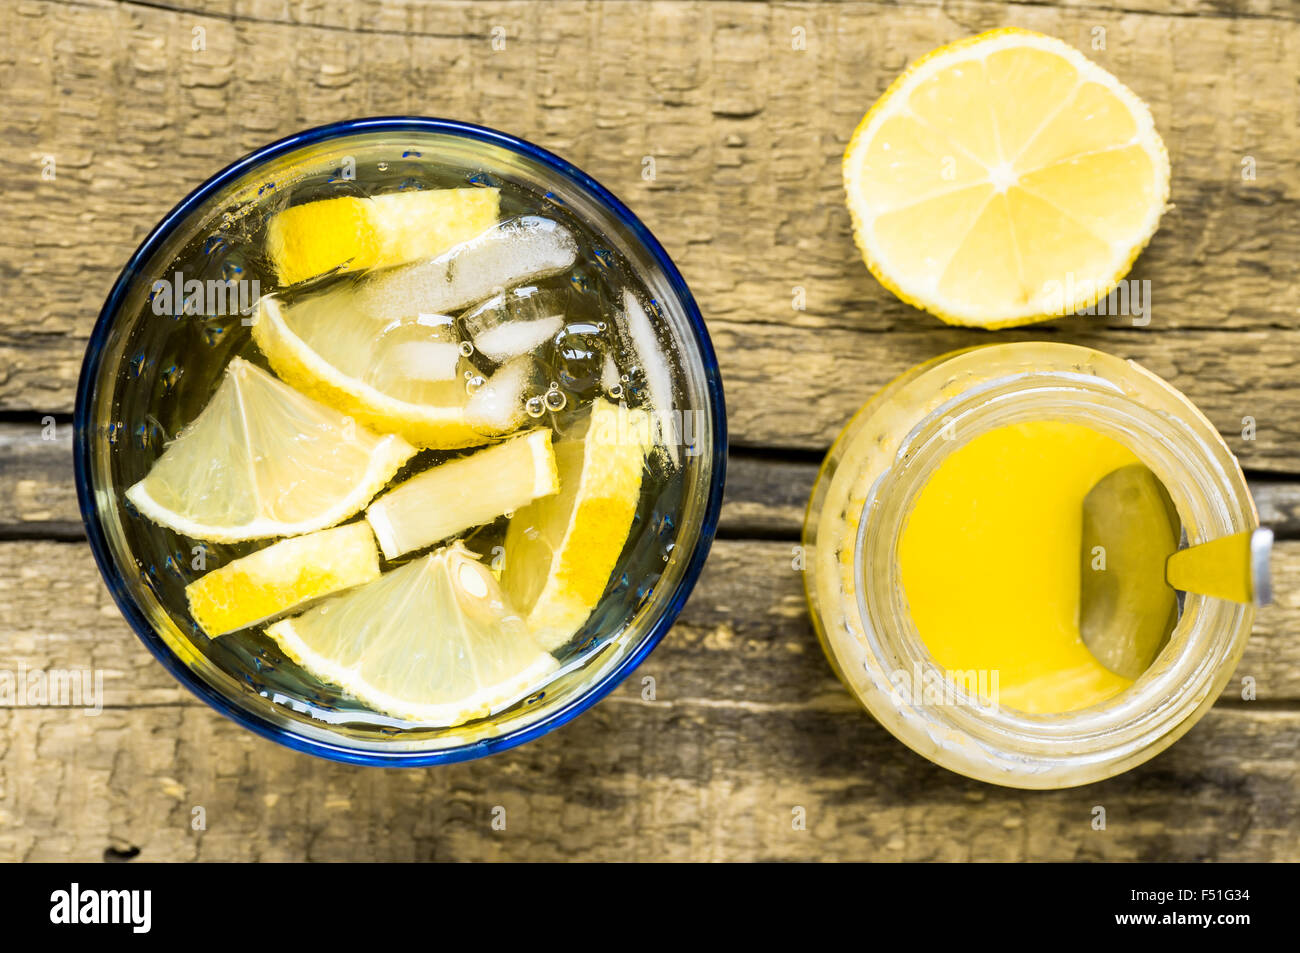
74;117;726;766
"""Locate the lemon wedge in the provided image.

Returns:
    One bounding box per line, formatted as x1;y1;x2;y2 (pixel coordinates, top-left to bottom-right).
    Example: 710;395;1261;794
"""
125;357;415;542
266;188;500;285
186;522;380;637
266;541;559;725
252;217;578;448
843;28;1170;328
252;295;488;449
501;400;650;650
366;429;559;560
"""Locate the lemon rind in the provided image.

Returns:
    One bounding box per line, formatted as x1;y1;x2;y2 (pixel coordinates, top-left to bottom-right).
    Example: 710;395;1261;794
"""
507;401;648;651
266;188;500;286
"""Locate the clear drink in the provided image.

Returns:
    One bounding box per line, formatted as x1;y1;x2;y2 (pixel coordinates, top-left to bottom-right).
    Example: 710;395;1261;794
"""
85;126;720;750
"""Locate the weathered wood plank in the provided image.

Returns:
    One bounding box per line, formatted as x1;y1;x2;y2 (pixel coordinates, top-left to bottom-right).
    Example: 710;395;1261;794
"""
715;324;1300;462
4;0;1297;863
142;0;1300;28
0;539;1295;711
4;1;1299;461
719;452;818;537
0;700;1296;861
3;528;1289;862
0;422;82;538
8;428;1300;538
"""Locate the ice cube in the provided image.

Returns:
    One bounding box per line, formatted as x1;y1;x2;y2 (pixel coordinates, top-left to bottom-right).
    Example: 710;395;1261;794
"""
465;354;538;434
621;290;679;467
473;316;564;363
601;352;620;395
356;217;578;322
382;339;461;382
463;285;567;362
364;313;464;403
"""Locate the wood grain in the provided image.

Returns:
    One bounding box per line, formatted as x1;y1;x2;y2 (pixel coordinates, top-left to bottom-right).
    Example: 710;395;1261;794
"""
11;425;1300;539
2;686;1297;861
0;536;1297;863
9;536;1300;708
3;0;1299;461
126;0;1300;30
3;0;1299;862
0;422;83;538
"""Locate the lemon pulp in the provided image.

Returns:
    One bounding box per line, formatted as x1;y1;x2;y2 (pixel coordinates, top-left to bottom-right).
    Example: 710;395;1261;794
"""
125;357;415;542
898;420;1141;713
366;429;560;560
266;542;557;725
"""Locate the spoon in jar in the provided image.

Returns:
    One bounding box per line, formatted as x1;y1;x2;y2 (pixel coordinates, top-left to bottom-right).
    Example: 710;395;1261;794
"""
1079;463;1272;680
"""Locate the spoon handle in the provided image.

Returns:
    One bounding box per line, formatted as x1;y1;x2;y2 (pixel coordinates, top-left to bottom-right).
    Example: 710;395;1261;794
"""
1166;527;1273;606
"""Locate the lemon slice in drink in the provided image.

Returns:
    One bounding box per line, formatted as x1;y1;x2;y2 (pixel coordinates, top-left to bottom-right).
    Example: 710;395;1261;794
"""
186;522;380;637
266;542;559;725
266;188;500;286
843;28;1170;328
125;358;415;542
253;296;528;449
366;429;559;560
501;399;651;651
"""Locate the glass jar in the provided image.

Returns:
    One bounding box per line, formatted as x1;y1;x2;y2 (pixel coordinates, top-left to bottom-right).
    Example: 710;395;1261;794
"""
803;342;1257;788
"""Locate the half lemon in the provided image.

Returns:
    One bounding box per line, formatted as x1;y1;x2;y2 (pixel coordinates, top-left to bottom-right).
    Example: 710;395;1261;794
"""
843;28;1170;328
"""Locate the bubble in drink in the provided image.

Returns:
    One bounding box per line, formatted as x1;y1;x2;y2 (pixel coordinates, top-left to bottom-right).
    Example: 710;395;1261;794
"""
552;321;609;398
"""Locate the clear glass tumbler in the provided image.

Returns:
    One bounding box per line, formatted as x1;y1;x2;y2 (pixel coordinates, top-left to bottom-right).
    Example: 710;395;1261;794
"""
75;118;727;765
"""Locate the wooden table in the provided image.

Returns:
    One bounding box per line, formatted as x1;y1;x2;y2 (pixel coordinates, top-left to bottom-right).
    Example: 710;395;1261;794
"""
2;0;1298;862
